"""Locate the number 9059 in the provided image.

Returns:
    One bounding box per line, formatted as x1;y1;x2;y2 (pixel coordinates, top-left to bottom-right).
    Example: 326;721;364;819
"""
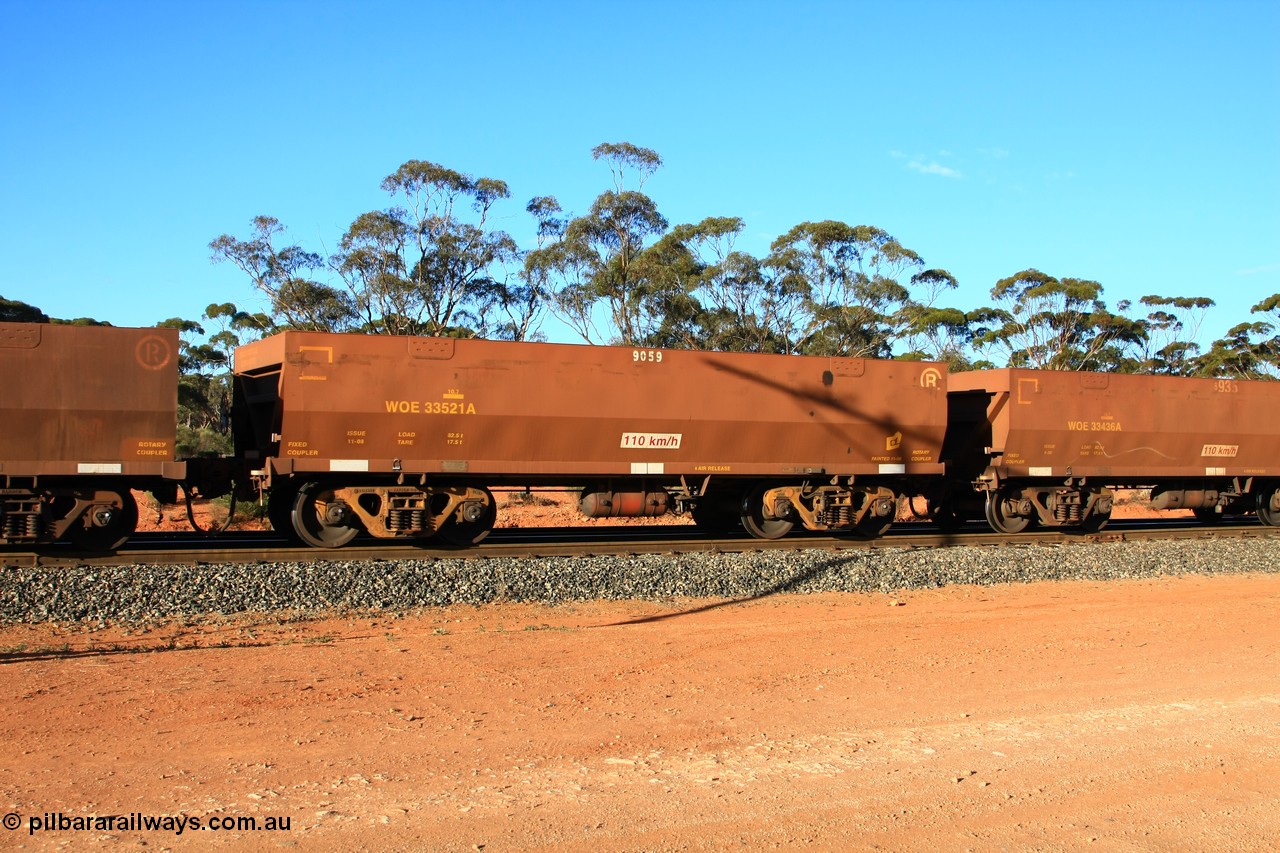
633;349;663;364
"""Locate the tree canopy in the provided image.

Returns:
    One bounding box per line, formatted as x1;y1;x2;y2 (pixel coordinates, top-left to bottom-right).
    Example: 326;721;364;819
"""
196;145;1274;380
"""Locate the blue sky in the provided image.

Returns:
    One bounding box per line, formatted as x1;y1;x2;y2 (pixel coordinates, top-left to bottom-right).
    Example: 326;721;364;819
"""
2;0;1276;348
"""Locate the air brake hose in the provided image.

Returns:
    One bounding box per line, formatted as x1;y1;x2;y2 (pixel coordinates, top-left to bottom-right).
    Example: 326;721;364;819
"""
179;482;237;536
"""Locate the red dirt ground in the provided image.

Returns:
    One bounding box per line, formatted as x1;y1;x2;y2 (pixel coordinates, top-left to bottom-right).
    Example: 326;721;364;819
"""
1;573;1276;850
4;489;1250;851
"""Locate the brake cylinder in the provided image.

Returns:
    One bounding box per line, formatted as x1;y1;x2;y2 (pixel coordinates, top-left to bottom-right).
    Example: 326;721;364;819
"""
578;491;670;518
1150;489;1219;510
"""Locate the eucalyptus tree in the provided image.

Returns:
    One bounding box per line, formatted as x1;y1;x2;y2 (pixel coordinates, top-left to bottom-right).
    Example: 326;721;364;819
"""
153;316;229;454
764;221;924;358
480;196;565;343
1134;295;1215;375
527;142;671;345
628;222;707;349
334;160;521;337
1254;292;1280;325
695;249;806;354
1251;293;1280;373
650;217;805;354
971;269;1145;371
0;296;50;323
0;297;108;327
1198;293;1279;379
212;161;528;339
210;216;356;332
893;268;978;368
202;302;274;364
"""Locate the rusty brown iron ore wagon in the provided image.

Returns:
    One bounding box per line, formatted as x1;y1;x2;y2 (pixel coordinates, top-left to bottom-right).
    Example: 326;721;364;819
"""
943;369;1280;533
0;322;185;549
3;321;1278;551
231;332;951;547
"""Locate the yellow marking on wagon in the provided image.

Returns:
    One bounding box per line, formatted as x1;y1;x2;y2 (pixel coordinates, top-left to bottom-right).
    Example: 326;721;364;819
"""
297;345;334;380
1067;421;1124;432
1016;378;1040;404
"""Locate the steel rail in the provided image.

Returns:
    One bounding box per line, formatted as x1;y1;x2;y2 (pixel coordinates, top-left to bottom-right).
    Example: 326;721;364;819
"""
4;518;1277;569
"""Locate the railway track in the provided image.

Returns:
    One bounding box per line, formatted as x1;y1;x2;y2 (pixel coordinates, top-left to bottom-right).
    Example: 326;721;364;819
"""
4;517;1276;569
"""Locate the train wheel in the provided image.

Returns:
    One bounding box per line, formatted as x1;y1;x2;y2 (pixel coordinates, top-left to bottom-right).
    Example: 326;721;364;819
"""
436;488;497;546
292;482;359;548
68;489;138;551
984;490;1032;534
740;487;793;540
268;483;301;541
691;496;742;535
929;503;964;533
1257;487;1280;527
843;513;893;539
1080;507;1111;533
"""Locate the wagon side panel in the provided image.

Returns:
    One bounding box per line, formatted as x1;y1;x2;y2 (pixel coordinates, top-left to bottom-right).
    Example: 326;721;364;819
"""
250;334;949;480
0;323;180;477
948;368;1278;481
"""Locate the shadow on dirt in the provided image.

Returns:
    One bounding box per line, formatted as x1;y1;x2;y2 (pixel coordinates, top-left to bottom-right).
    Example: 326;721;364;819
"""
600;550;878;627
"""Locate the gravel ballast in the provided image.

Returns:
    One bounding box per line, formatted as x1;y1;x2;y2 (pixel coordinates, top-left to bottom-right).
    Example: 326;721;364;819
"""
2;538;1278;627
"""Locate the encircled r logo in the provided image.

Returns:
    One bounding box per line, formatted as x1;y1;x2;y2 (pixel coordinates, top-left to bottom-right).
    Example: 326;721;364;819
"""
920;367;942;389
136;335;173;371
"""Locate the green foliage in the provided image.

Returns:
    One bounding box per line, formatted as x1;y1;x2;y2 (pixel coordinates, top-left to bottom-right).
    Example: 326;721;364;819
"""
346;159;522;337
591;142;663;190
176;424;232;457
201;147;1268;378
530;148;673;345
2;296;108;326
693;246;803;354
1133;295;1214;375
212;162;530;341
1196;296;1278;379
0;296;50;322
160;301;272;453
972;269;1146;371
50;317;110;326
223;495;269;522
210;216;353;331
765;221;923;358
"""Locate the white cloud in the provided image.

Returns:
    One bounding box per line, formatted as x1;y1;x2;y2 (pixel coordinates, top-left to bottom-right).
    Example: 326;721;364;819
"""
907;160;962;179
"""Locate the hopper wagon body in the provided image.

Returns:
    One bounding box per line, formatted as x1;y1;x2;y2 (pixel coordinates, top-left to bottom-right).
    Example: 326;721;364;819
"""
0;322;183;548
231;332;950;546
945;368;1280;532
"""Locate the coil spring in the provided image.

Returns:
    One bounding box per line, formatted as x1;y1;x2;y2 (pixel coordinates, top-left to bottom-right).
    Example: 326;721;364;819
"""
822;505;853;527
4;512;40;539
1053;502;1083;524
388;509;428;533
